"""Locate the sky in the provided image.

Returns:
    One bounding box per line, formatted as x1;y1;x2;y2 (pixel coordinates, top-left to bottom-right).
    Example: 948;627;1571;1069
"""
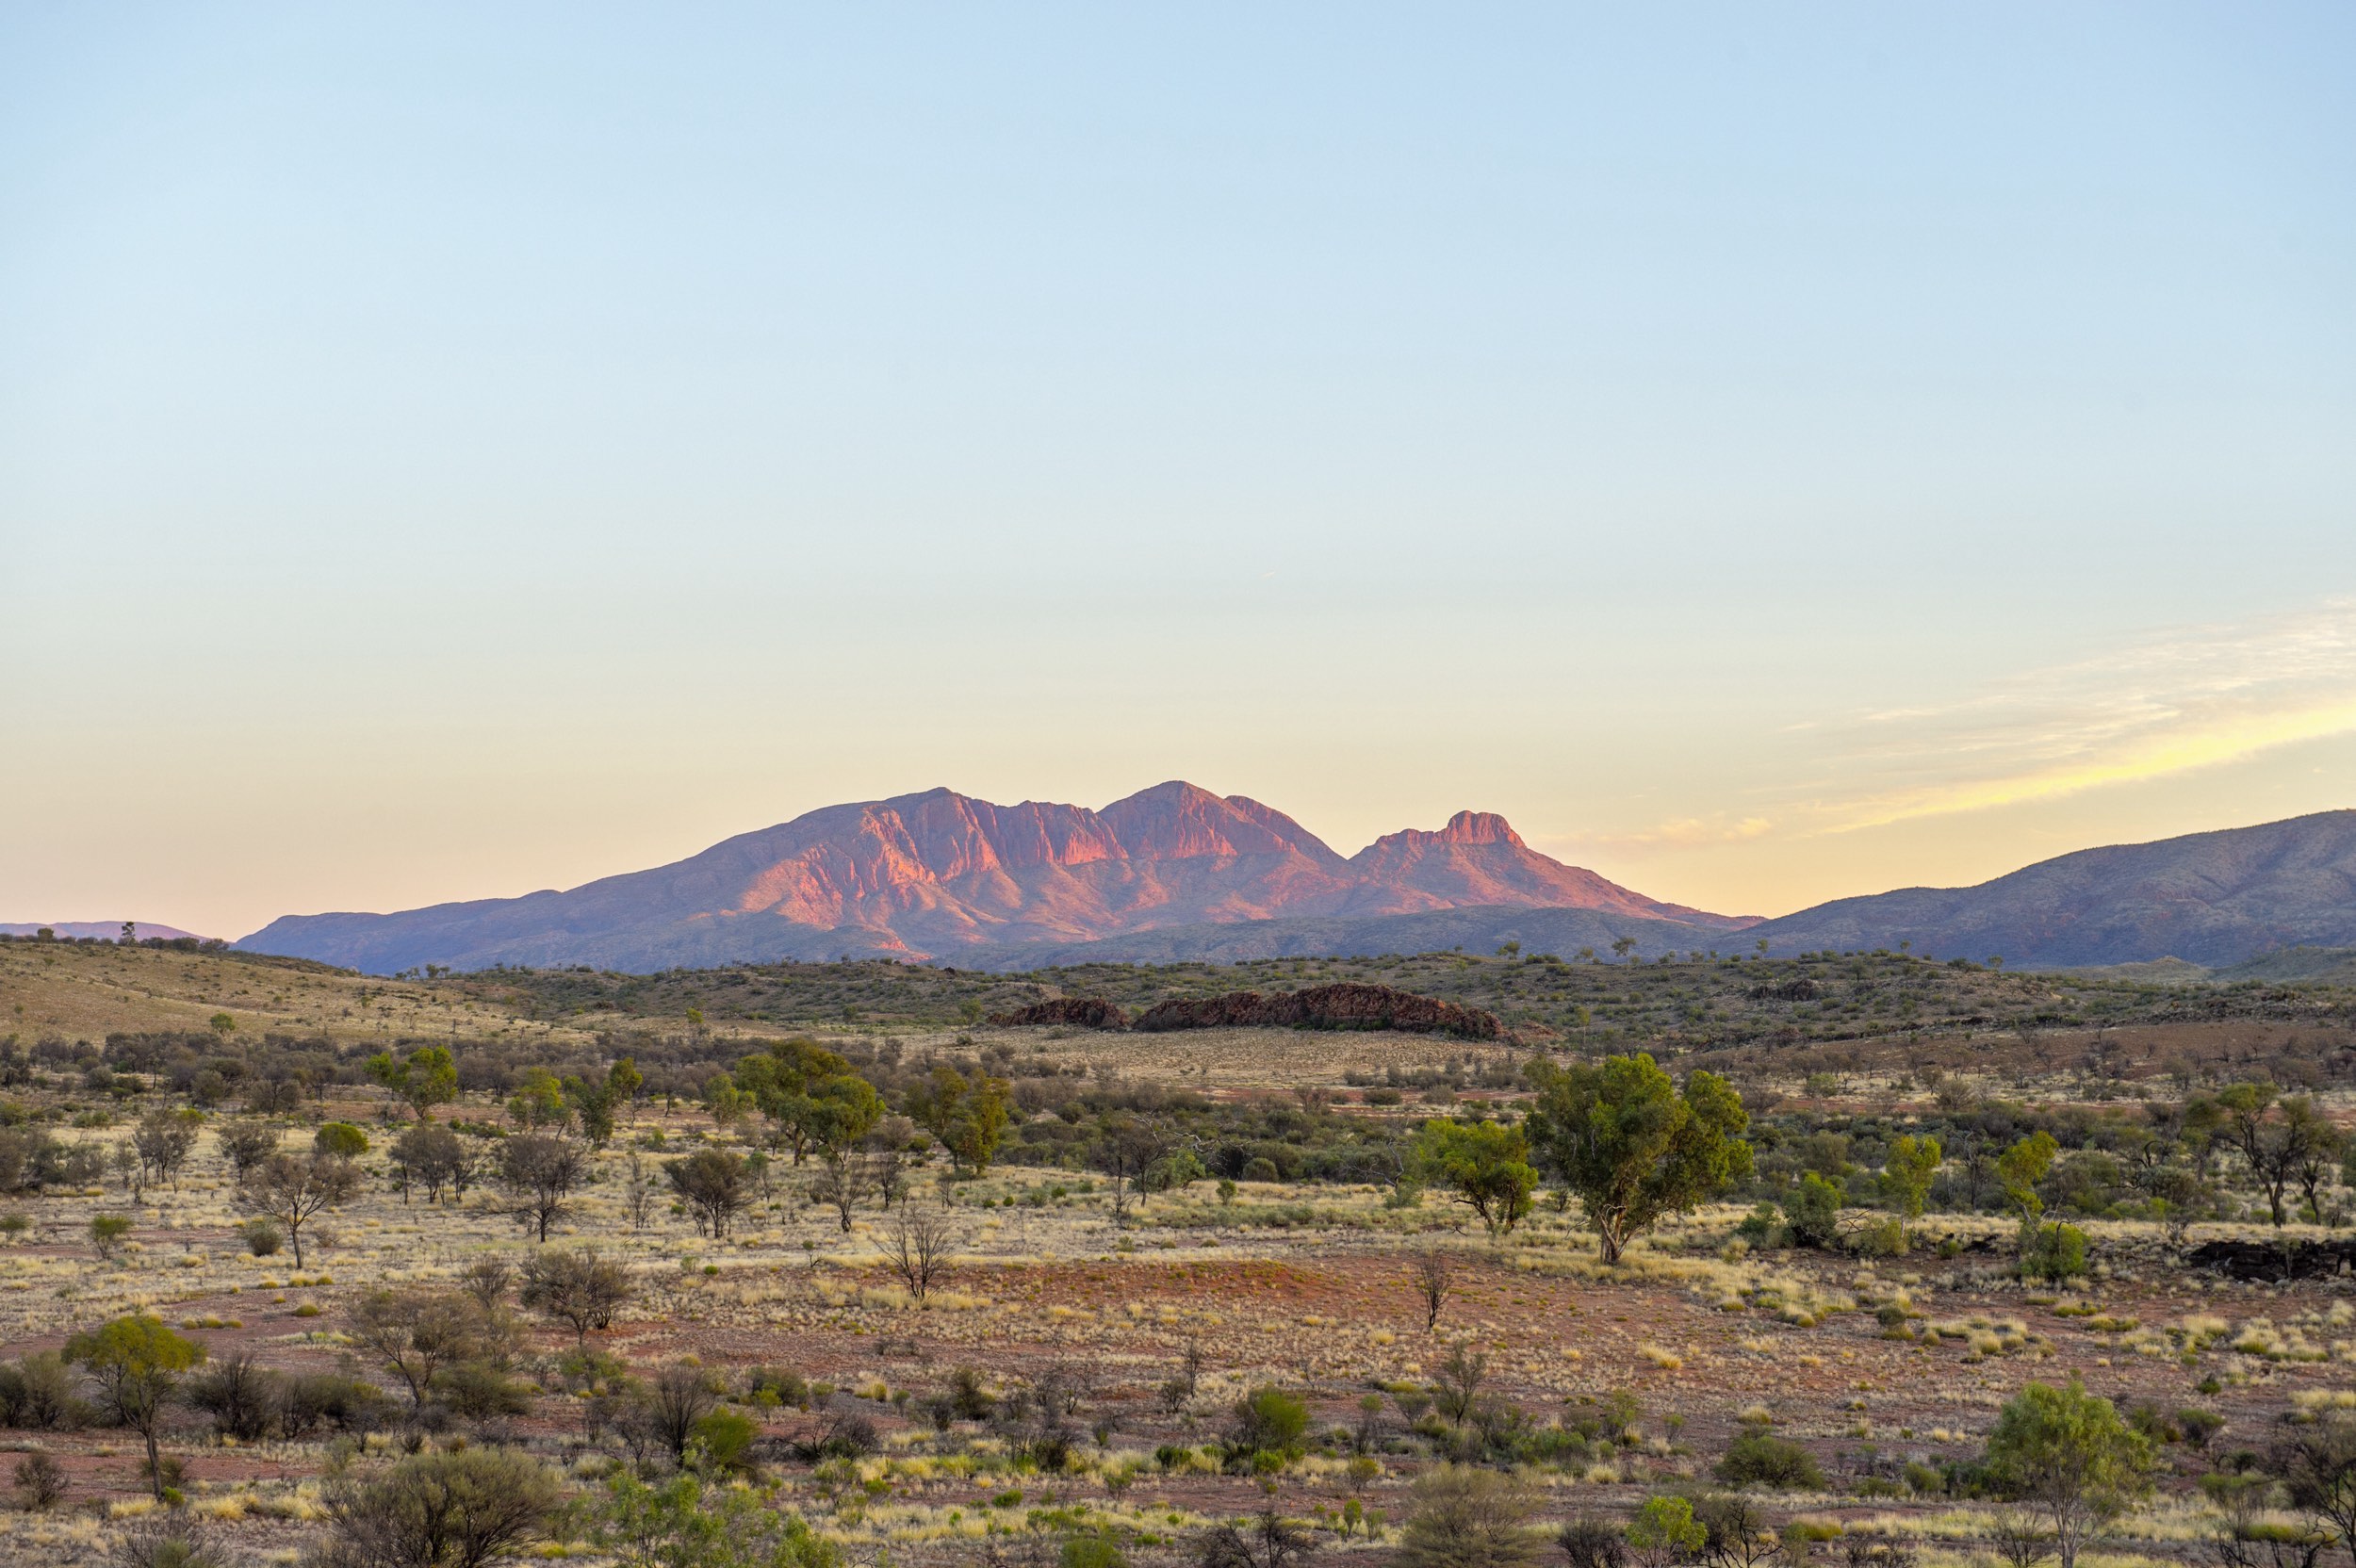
4;3;2354;940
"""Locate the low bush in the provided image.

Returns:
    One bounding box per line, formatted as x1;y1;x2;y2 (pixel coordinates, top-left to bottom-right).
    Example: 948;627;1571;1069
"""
1717;1430;1824;1490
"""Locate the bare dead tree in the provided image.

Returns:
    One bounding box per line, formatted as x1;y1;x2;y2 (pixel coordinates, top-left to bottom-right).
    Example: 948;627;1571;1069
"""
1413;1248;1456;1332
459;1255;514;1314
810;1149;870;1233
1986;1511;2058;1568
623;1154;655;1233
885;1204;957;1302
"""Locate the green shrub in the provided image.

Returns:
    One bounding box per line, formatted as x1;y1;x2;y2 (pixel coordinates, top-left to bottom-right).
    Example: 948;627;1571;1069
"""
313;1123;369;1159
434;1363;533;1420
1782;1175;1841;1250
2177;1408;2225;1450
1399;1464;1542;1567
1224;1386;1309;1467
1734;1202;1781;1246
2022;1223;2088;1282
239;1218;284;1257
1716;1430;1824;1491
1061;1538;1125;1568
690;1409;759;1474
1856;1217;1905;1257
89;1214;132;1259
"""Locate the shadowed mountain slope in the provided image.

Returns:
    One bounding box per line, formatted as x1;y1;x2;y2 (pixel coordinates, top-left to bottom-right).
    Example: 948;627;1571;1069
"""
1741;809;2356;968
237;782;1739;973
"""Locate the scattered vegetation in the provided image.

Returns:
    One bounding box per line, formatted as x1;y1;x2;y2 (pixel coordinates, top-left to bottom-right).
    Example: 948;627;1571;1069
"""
0;934;2350;1566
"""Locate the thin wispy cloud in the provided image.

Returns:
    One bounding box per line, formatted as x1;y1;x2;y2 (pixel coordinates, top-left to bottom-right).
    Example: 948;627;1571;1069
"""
1590;816;1777;849
1576;598;2356;854
1816;597;2356;832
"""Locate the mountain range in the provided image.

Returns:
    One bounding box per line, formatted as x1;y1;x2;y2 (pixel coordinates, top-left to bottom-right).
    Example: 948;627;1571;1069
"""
232;787;2356;975
237;782;1750;973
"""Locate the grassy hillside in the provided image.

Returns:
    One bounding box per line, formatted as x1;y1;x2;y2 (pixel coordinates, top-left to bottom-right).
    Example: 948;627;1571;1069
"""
0;936;601;1051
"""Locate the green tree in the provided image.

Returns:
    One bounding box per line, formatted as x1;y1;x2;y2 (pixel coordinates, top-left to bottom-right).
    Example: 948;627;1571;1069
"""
506;1067;570;1131
65;1315;205;1498
732;1039;868;1165
368;1045;459;1121
1997;1132;2057;1224
804;1074;883;1163
666;1150;752;1239
1884;1134;1942;1243
701;1071;754;1131
1997;1132;2062;1264
564;1076;617;1147
1411;1119;1538;1238
1627;1494;1708;1568
905;1064;1012;1177
89;1213;133;1259
563;1058;645;1149
1524;1053;1753;1264
1983;1380;2152;1568
2216;1083;2332;1230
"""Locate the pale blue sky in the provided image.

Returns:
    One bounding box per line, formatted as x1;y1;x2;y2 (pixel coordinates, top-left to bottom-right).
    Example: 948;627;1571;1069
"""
6;4;2353;938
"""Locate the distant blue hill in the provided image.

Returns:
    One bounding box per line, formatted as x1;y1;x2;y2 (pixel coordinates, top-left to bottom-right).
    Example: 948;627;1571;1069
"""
1733;809;2356;969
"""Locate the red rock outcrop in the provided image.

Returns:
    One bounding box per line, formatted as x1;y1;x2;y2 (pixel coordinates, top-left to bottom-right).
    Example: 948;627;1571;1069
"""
1132;983;1499;1040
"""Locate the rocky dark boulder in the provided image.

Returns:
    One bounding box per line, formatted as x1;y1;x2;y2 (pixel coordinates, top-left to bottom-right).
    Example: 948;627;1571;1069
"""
1132;982;1499;1040
2184;1236;2356;1282
987;997;1131;1030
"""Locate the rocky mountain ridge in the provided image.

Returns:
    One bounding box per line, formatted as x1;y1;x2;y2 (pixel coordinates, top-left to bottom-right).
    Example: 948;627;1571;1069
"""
235;792;2356;976
237;781;1747;973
